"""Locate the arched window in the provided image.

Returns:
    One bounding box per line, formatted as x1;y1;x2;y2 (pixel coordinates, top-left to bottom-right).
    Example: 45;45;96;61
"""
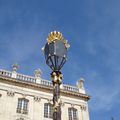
44;103;53;118
16;98;29;114
68;107;78;120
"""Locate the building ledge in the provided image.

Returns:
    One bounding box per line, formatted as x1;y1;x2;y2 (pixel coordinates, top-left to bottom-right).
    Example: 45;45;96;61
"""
0;69;90;101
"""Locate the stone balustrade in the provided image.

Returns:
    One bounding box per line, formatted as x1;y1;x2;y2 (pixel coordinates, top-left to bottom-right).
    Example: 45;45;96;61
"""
41;79;53;87
0;69;12;77
0;69;80;93
63;84;79;92
16;73;36;83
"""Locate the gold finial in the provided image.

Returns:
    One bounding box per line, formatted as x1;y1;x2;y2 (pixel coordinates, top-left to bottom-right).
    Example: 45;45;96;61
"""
47;31;63;43
63;39;70;49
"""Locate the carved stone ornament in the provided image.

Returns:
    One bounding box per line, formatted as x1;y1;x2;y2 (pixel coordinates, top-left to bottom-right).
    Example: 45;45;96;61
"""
34;96;41;102
16;118;24;120
34;69;42;77
12;63;19;72
47;99;52;104
7;91;15;97
80;105;87;111
15;114;30;120
61;101;65;107
70;104;74;108
22;94;27;98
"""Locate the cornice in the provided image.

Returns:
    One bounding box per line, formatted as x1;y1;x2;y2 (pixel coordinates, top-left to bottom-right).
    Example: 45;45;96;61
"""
0;75;90;101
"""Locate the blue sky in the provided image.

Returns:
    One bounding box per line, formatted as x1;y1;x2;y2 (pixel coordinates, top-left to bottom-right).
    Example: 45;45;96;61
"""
0;0;120;120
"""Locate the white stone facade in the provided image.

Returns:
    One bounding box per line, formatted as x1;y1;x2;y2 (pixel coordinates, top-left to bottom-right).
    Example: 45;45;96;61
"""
0;69;90;120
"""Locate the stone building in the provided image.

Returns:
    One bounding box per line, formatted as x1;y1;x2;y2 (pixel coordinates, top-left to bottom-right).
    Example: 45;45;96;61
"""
0;65;90;120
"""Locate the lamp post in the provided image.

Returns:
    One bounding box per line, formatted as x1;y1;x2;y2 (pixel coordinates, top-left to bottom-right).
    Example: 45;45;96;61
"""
42;31;70;120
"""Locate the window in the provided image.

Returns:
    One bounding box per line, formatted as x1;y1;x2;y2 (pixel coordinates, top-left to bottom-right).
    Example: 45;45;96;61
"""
16;98;29;114
68;108;78;120
44;103;53;118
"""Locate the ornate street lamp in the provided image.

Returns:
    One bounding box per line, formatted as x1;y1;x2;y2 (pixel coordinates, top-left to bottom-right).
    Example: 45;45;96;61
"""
42;31;70;120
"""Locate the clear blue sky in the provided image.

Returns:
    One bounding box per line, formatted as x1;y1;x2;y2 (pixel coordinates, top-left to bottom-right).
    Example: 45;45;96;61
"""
0;0;120;120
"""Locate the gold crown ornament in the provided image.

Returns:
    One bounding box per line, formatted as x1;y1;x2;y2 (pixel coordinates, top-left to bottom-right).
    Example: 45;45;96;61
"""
47;31;63;43
47;31;70;49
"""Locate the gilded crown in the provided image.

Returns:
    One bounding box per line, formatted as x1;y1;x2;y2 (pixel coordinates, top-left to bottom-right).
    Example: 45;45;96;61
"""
47;31;63;43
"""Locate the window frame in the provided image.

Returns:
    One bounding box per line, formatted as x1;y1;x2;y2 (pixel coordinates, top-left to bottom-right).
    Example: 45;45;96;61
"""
68;107;78;120
44;103;53;119
17;98;29;114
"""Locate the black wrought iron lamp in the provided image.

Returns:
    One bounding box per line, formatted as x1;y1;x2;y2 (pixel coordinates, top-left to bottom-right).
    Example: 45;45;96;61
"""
42;31;70;120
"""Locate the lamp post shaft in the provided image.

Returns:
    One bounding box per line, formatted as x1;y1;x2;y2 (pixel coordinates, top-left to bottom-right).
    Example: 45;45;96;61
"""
51;71;62;120
43;31;70;119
